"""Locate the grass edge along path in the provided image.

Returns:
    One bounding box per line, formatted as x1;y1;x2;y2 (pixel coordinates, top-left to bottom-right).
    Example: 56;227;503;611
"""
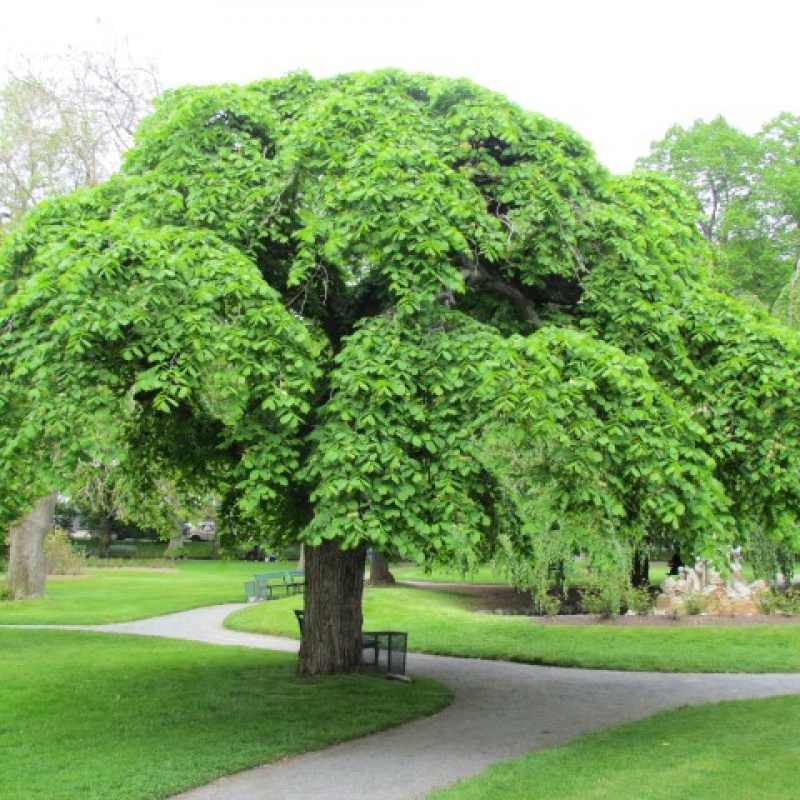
0;628;452;800
429;693;800;800
226;586;800;673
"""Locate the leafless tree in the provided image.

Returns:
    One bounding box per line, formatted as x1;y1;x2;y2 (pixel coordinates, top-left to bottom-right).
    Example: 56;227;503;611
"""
0;47;160;228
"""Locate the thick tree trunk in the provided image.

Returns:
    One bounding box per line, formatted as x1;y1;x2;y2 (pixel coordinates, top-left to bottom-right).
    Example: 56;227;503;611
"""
369;550;396;585
298;540;367;677
7;493;57;599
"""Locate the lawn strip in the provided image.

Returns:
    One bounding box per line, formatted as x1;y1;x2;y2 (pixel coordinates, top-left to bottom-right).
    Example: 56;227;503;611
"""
428;694;800;800
226;586;800;673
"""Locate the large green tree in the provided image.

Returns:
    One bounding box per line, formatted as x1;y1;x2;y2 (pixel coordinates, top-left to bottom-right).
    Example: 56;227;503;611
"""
4;71;800;674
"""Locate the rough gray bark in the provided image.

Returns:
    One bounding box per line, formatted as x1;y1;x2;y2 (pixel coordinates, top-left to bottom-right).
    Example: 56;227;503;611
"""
369;550;396;585
7;493;57;599
298;540;367;677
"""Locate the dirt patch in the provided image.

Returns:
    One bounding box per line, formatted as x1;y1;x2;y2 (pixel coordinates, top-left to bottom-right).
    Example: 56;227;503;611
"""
398;580;800;626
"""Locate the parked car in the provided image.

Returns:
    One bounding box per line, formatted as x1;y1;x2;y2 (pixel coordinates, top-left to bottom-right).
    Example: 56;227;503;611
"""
182;521;216;543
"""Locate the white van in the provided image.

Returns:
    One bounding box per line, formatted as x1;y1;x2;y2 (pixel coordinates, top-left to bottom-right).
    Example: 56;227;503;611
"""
182;521;216;542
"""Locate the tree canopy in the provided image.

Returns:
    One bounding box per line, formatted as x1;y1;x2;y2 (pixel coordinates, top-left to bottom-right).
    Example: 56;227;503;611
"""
3;70;800;673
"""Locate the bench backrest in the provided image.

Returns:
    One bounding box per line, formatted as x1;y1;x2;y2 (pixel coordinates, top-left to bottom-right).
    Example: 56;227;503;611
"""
253;572;287;583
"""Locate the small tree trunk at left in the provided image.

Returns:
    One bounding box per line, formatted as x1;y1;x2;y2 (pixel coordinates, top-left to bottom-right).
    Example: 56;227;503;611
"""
298;540;366;677
7;493;57;599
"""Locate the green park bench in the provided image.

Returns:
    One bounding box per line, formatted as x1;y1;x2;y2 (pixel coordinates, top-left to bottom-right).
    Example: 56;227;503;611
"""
107;544;136;558
285;570;305;594
244;571;305;602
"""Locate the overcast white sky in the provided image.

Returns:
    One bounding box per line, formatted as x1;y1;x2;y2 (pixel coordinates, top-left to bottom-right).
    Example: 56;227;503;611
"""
3;0;799;173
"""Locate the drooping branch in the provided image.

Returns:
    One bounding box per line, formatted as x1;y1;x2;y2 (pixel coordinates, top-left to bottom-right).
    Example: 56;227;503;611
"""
459;254;542;328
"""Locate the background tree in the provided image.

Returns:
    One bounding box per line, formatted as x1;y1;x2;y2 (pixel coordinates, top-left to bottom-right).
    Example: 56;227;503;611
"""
637;115;800;309
0;48;160;230
4;72;800;673
0;48;159;598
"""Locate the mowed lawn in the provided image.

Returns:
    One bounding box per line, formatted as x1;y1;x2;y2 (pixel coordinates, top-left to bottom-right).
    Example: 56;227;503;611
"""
0;560;272;624
430;694;800;800
3;562;800;799
0;628;451;800
227;586;800;673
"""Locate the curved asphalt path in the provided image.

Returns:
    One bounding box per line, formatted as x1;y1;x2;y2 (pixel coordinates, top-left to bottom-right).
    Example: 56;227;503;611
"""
24;603;800;800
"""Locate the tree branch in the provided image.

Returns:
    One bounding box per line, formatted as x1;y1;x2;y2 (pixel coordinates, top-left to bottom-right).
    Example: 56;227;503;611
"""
459;254;542;328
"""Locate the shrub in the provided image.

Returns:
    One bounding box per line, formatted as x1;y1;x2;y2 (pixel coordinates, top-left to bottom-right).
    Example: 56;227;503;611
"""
581;585;622;618
164;546;188;561
760;587;800;616
532;592;561;616
683;593;707;616
758;591;779;615
0;581;13;601
625;586;655;615
45;528;84;575
782;588;800;615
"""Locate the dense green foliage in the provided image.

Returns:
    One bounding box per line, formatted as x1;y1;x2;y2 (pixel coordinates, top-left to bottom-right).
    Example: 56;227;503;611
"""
3;70;800;582
431;695;800;800
0;629;450;799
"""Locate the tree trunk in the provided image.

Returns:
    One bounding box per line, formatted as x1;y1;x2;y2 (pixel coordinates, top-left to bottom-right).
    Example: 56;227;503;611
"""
369;550;396;585
298;540;367;677
98;511;112;558
166;525;184;554
630;550;650;588
7;493;57;599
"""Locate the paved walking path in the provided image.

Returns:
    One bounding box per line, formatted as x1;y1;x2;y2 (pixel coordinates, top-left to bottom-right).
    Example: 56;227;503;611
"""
26;604;800;800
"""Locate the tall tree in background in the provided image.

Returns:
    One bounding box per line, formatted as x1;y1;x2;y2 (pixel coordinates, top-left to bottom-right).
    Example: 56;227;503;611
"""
637;114;800;309
0;48;159;598
761;114;800;327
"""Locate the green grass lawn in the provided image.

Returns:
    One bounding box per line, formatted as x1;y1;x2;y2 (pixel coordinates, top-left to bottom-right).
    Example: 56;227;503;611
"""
430;694;800;799
0;628;451;800
0;560;288;624
227;585;800;673
3;561;800;799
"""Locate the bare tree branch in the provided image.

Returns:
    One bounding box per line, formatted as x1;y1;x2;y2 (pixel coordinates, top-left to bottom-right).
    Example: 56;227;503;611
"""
458;253;542;328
